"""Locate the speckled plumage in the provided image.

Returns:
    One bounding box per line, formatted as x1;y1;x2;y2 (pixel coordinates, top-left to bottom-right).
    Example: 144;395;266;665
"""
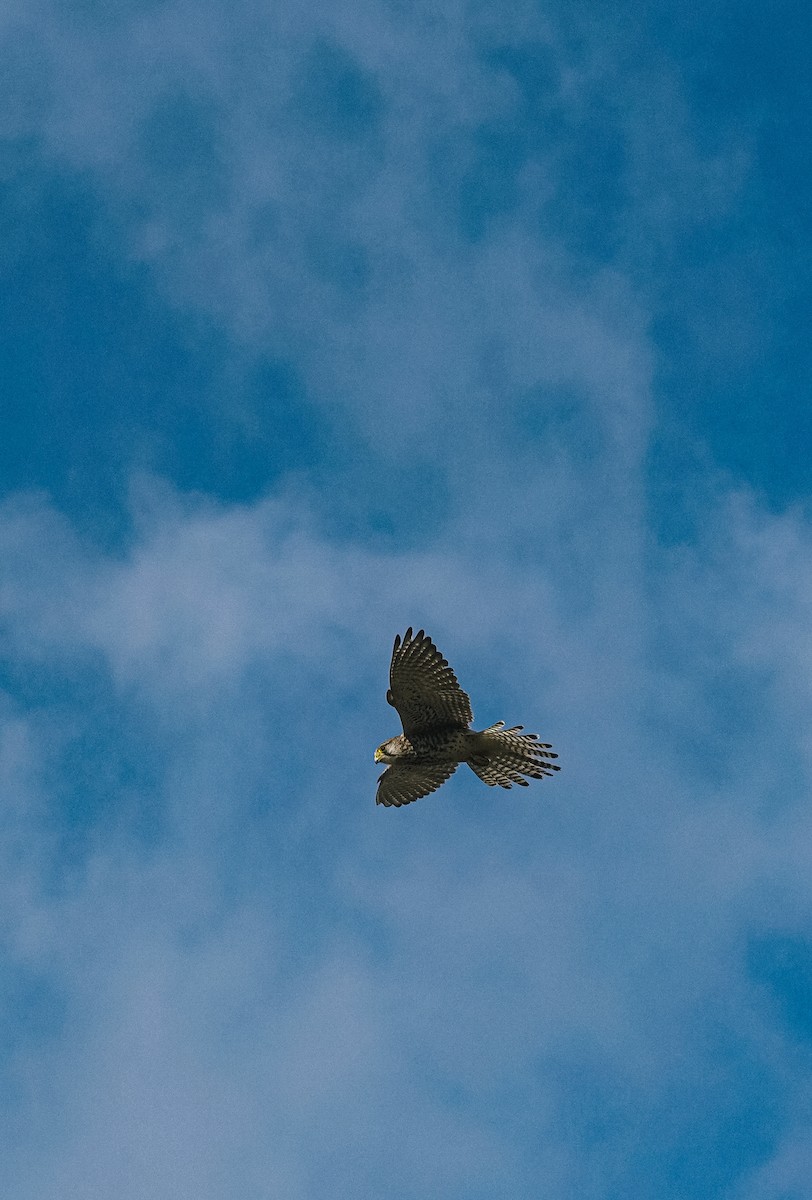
374;628;560;807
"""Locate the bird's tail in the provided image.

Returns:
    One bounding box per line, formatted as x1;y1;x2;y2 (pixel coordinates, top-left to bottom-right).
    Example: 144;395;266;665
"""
467;722;560;789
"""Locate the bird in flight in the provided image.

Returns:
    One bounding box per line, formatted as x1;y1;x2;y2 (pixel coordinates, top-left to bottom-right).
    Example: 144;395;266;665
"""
374;628;560;807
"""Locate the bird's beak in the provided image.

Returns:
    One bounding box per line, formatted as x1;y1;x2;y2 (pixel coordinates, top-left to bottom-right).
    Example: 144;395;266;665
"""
374;748;383;763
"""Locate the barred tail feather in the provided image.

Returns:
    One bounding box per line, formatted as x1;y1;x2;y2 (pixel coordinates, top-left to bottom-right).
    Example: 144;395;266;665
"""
468;724;560;789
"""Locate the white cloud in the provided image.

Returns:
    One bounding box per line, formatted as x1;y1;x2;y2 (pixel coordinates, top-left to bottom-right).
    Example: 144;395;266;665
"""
2;456;812;1195
0;2;804;1194
1;0;740;434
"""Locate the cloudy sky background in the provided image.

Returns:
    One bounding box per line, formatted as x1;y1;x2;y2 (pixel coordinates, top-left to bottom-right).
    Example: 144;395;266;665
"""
1;1;811;1196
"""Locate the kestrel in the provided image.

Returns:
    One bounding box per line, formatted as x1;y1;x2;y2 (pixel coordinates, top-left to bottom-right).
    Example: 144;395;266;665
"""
374;628;560;807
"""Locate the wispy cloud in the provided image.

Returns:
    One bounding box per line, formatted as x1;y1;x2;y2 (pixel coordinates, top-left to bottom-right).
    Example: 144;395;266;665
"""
2;457;812;1195
1;0;810;1195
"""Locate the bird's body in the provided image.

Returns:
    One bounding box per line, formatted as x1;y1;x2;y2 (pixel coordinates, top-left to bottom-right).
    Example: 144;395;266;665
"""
375;729;470;764
374;628;560;807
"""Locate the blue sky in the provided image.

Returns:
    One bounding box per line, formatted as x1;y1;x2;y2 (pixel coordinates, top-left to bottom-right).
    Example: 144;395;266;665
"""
1;1;811;1196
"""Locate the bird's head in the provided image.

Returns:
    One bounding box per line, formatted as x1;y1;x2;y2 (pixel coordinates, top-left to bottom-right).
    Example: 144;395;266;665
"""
374;739;399;764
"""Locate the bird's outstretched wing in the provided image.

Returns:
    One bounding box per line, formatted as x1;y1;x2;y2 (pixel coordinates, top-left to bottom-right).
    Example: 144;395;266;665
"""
387;628;473;738
376;761;459;807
